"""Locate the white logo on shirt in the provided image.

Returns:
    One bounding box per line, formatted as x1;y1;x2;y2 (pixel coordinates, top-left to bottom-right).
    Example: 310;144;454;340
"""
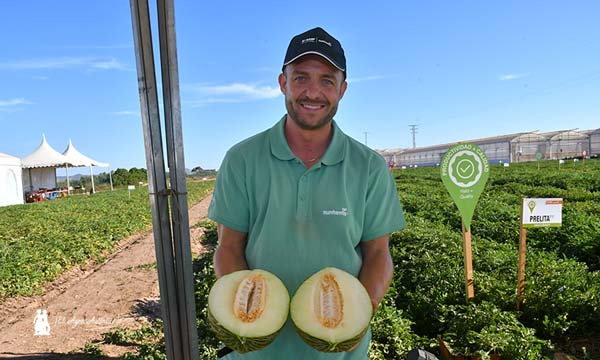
322;208;348;216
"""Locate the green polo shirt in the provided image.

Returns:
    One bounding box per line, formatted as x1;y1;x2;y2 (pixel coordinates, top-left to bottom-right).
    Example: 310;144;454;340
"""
208;116;405;360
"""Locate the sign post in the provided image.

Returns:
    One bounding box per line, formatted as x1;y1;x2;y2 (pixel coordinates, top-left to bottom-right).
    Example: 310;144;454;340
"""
461;222;474;300
441;143;490;302
517;198;563;310
517;201;527;311
128;184;135;199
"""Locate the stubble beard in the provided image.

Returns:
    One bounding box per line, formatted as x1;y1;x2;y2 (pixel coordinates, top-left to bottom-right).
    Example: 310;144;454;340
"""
285;96;338;131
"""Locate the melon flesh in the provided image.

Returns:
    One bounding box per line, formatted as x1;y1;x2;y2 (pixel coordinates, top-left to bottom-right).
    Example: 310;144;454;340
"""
291;267;373;352
208;269;289;353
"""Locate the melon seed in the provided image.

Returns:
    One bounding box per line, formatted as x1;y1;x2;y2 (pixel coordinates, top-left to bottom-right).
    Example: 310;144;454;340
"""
315;273;343;328
233;274;267;322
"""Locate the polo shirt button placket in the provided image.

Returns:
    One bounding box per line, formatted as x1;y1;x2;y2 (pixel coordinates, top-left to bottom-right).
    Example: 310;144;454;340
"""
297;175;310;218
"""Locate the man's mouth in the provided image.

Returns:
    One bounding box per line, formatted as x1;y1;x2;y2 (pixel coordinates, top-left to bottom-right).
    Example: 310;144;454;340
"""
300;101;326;110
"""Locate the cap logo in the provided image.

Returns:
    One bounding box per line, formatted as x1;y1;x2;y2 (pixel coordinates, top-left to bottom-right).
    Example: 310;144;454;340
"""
301;37;332;47
318;39;332;47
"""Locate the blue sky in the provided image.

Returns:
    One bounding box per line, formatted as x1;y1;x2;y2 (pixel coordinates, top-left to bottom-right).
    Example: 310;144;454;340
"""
1;1;599;173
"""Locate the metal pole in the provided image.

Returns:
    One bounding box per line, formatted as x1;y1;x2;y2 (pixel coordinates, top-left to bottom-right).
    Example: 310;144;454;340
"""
157;0;199;358
129;1;184;359
66;164;71;195
89;166;95;194
409;124;418;149
28;168;33;192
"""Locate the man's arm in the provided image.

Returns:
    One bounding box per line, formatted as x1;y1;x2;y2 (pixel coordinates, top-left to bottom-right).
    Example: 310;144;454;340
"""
213;223;249;278
358;235;394;311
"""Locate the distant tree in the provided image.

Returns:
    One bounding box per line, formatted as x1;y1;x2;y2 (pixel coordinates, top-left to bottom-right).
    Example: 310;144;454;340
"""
129;167;148;184
111;168;130;186
189;165;217;178
107;168;148;187
97;172;111;184
79;176;88;189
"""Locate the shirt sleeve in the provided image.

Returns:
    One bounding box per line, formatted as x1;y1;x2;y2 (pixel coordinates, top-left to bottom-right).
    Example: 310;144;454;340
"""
208;149;250;233
361;156;405;241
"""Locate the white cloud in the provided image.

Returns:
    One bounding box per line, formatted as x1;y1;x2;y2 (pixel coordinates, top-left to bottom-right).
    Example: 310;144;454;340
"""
0;57;129;71
0;98;32;112
91;58;128;70
499;73;530;81
185;82;281;107
347;73;403;83
0;98;32;107
185;98;245;107
195;83;281;98
0;57;83;69
111;110;138;116
58;43;133;50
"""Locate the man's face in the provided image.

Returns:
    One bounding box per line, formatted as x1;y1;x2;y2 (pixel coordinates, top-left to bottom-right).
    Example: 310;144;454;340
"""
278;55;347;131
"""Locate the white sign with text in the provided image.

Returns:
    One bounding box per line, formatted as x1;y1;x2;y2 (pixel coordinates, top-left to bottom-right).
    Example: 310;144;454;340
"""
522;198;563;228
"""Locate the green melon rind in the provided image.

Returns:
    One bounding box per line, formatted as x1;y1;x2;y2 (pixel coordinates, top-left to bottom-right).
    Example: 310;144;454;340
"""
208;308;283;353
290;267;373;352
294;323;369;352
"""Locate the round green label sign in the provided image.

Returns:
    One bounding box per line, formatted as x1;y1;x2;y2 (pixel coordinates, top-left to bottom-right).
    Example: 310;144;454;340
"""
441;143;490;230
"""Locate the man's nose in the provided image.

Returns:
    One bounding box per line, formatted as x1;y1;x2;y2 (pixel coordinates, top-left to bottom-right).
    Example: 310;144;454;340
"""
303;80;322;99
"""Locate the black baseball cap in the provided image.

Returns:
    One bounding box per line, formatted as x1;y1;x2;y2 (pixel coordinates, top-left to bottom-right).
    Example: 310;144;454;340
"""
283;27;346;74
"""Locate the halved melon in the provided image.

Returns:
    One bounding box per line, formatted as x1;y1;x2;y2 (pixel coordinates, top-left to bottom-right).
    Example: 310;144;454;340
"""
290;267;373;352
208;269;289;353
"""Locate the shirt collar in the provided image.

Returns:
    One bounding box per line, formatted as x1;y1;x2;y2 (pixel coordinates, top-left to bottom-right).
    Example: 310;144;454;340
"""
269;115;346;166
321;120;345;166
269;115;295;161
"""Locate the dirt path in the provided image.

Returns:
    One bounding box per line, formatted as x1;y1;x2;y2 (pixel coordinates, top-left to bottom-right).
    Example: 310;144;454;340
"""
0;194;213;358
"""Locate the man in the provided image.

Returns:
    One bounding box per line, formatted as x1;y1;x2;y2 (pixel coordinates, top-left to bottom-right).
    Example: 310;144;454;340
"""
208;27;405;359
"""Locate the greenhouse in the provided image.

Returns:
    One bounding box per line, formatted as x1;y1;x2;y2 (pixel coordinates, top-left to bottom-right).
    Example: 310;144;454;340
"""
379;128;599;168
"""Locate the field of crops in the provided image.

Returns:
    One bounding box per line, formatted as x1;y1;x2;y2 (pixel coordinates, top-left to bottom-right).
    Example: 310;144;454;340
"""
380;159;600;359
0;180;214;300
14;159;599;359
190;160;599;360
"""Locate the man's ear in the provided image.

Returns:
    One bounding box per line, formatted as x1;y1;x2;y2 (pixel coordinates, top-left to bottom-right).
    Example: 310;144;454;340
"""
278;73;287;94
339;79;348;99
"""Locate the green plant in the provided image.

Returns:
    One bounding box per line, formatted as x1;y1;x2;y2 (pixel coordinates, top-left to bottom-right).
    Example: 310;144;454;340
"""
523;252;600;337
369;298;423;359
440;301;552;359
77;341;107;357
103;321;166;360
0;180;214;299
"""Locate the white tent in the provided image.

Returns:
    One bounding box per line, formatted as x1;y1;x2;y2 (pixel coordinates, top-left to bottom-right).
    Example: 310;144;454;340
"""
62;139;110;193
0;152;24;206
21;135;73;192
